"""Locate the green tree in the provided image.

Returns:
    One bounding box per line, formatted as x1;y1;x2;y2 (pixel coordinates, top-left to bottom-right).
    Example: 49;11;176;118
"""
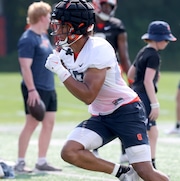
116;0;180;70
2;0;180;71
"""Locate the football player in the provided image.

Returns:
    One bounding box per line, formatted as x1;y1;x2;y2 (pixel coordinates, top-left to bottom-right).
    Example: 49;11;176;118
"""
45;0;170;181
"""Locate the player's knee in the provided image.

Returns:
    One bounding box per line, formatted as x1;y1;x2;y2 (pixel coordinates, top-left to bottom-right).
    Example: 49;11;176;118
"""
61;145;74;163
132;162;155;179
134;166;147;178
61;141;83;164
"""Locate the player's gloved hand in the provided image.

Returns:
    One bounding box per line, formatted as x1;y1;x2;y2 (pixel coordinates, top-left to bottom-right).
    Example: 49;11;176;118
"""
45;51;71;82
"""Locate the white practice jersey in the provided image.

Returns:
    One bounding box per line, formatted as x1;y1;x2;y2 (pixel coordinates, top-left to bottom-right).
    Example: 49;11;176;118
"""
59;37;138;115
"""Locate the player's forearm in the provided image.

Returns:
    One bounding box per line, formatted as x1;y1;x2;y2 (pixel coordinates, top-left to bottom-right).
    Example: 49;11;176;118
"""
63;77;96;105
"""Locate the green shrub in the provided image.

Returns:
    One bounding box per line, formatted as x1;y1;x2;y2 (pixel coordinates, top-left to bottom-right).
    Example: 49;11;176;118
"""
0;51;19;72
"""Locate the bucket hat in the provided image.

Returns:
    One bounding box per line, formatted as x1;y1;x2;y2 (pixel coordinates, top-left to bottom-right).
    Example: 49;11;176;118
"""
141;21;177;42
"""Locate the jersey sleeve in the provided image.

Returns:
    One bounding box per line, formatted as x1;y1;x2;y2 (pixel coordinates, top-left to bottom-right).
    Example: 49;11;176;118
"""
88;39;117;69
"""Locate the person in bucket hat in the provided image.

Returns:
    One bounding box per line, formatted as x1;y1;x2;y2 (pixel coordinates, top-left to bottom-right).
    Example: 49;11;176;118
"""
128;20;176;169
141;20;176;42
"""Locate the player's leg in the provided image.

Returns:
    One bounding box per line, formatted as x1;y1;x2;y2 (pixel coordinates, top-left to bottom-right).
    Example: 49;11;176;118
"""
35;90;61;171
122;101;169;181
61;118;131;180
18;115;39;159
147;122;158;169
126;143;168;181
15;84;39;173
38;112;55;158
132;161;169;181
62;140;115;173
137;91;159;168
15;115;39;171
36;112;54;165
36;112;61;171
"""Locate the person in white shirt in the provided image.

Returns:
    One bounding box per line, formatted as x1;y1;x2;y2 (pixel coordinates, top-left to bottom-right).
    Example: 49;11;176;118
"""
45;0;170;181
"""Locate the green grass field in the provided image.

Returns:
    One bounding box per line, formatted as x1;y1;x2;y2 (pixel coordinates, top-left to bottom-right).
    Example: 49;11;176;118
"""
0;72;180;181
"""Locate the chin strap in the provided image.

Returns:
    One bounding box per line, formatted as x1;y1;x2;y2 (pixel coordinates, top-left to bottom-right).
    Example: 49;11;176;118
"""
58;35;83;48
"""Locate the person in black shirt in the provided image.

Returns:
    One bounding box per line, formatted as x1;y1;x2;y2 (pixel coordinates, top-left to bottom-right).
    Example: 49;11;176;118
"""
93;0;131;75
128;20;176;169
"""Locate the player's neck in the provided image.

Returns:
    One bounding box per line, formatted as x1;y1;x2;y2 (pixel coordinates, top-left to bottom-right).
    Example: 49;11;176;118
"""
71;36;89;54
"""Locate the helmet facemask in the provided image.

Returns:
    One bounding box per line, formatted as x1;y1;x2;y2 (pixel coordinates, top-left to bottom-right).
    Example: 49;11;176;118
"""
50;19;83;48
50;0;95;48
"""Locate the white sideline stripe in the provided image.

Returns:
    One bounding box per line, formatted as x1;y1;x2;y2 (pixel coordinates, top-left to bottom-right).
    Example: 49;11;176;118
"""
33;170;115;181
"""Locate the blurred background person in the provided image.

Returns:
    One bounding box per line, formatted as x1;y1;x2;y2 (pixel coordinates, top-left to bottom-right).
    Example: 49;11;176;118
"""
92;0;131;163
14;1;61;173
166;81;180;134
128;20;177;169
